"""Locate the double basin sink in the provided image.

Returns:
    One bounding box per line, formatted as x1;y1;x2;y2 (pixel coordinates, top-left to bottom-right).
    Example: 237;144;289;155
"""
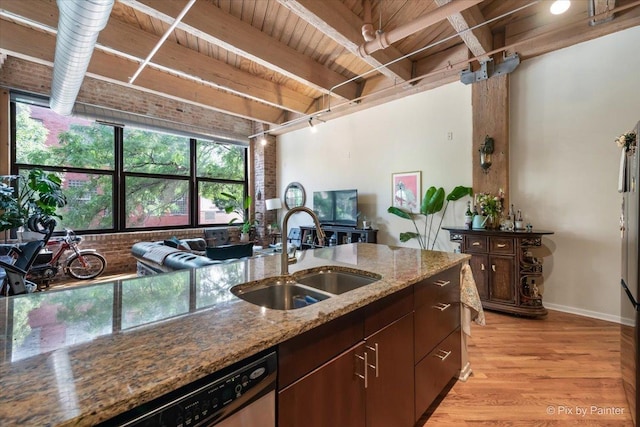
231;267;381;310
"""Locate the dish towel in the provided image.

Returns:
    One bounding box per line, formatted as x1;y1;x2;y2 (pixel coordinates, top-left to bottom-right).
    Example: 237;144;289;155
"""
619;148;628;193
460;263;485;335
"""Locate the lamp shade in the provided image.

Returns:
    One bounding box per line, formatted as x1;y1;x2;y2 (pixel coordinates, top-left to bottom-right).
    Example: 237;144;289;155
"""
265;198;282;211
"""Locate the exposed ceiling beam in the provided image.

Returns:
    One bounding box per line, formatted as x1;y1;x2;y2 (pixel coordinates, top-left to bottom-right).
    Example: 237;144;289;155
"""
276;0;413;83
121;0;360;101
434;0;493;62
0;0;317;115
0;19;286;124
505;0;640;59
594;0;616;15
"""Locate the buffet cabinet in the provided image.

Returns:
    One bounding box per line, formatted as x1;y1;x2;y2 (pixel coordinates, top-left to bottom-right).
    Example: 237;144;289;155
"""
277;264;461;427
299;225;377;250
443;227;553;318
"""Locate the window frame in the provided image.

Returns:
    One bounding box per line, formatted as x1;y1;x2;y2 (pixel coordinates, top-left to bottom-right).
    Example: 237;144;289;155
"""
10;93;248;234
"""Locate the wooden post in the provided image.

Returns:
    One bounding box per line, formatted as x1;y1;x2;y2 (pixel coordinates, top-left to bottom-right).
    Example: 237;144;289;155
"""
471;73;509;207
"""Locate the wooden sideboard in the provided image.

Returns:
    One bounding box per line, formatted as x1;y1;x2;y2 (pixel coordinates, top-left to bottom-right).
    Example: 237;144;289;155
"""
443;227;554;317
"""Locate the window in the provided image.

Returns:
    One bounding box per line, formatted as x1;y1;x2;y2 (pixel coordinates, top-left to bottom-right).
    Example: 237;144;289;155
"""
11;94;248;233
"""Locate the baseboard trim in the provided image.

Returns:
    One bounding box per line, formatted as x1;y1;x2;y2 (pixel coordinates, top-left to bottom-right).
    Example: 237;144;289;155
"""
544;302;628;325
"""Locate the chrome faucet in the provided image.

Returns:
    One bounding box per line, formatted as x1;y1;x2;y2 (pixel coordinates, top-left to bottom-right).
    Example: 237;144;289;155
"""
281;206;326;275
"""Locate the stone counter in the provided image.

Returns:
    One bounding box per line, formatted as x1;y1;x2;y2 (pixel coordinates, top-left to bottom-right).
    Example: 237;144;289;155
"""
0;243;468;426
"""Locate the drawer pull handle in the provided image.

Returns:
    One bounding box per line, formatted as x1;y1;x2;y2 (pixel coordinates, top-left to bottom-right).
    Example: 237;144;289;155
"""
432;302;451;312
433;279;450;287
472;242;480;246
355;352;368;388
497;243;507;248
481;263;485;271
492;264;496;272
435;349;452;361
366;343;379;378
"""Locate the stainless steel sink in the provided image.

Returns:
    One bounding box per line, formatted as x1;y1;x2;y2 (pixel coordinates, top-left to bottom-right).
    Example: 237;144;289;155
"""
231;277;331;310
294;268;381;295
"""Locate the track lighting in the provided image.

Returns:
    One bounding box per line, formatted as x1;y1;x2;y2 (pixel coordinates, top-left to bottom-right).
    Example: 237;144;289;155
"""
308;118;318;133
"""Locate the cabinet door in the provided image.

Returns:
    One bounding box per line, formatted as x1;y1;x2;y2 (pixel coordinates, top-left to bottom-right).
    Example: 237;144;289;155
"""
278;342;366;427
469;254;489;300
489;255;516;304
414;328;461;421
366;313;414;427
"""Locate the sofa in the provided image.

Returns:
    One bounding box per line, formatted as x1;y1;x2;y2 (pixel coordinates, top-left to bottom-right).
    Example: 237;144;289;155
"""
131;229;259;275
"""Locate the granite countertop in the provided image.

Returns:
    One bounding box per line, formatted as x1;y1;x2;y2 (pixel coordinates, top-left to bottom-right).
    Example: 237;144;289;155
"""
0;243;468;426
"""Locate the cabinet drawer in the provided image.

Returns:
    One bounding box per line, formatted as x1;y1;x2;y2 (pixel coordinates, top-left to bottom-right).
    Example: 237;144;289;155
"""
464;236;487;253
490;237;515;254
414;328;461;422
414;266;460;309
414;298;459;362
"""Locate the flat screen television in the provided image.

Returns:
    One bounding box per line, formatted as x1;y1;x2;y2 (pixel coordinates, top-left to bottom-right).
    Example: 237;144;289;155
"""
313;189;358;227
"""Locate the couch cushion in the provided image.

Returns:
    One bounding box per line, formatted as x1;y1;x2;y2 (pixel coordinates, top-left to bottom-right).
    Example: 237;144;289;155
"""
205;243;253;260
204;228;230;247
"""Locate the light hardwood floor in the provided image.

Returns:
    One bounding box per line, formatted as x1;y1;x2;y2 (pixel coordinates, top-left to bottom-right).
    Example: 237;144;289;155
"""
426;310;634;426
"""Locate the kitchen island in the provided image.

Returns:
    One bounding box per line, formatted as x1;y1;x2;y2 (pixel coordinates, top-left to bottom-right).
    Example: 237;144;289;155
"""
0;243;469;426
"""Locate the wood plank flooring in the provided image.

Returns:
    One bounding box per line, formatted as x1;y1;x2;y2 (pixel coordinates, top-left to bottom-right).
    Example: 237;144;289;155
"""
426;310;633;426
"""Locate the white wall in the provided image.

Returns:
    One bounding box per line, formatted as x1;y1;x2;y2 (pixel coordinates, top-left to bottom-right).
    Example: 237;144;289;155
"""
510;26;640;321
278;82;473;251
277;25;640;321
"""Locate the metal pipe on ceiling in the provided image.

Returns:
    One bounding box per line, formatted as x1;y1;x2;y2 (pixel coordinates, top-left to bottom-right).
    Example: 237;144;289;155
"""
357;0;483;57
50;0;114;116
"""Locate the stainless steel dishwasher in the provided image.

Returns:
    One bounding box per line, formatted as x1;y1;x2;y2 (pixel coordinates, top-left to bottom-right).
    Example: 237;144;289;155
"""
100;350;277;427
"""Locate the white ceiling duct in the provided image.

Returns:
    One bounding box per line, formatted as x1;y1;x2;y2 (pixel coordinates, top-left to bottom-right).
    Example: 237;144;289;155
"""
50;0;114;116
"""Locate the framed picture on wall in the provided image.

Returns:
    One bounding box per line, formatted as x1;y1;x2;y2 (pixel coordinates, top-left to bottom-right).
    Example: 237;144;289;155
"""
392;171;421;210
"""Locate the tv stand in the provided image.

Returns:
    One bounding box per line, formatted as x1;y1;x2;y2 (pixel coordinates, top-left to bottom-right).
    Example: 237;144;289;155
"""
299;225;377;249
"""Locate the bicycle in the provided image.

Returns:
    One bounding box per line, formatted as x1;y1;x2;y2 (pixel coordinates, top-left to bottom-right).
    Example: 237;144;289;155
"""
27;229;107;287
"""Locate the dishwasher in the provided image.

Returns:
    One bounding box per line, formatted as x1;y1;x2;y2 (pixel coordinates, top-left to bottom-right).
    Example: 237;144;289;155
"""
99;350;277;427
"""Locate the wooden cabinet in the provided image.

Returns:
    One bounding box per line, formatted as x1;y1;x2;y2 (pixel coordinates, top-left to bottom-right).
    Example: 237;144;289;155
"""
413;266;461;421
278;287;413;427
444;227;554;317
278;342;366;427
299;225;377;250
278;264;464;426
365;313;414;427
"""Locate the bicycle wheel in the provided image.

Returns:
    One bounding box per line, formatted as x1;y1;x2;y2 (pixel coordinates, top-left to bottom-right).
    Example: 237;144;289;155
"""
66;253;107;280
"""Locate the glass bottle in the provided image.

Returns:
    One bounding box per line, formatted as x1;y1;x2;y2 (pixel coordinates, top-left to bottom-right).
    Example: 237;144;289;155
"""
464;201;473;229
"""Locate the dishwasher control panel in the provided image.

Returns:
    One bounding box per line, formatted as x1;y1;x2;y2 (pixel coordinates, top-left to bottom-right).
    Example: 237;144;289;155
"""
99;350;277;427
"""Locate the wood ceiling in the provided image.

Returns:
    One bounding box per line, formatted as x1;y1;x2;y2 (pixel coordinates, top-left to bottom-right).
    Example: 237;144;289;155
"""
1;0;639;137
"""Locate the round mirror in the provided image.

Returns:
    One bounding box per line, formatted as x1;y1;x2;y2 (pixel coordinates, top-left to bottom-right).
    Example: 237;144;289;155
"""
284;182;305;209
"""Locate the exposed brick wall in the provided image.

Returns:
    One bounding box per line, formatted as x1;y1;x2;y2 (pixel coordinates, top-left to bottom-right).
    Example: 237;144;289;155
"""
0;57;253;139
0;56;279;279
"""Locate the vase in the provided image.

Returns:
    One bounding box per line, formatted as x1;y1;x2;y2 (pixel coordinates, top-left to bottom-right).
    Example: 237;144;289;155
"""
486;214;500;230
240;232;250;242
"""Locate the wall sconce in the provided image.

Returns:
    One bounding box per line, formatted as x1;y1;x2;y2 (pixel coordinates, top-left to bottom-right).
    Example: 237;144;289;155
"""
479;135;495;173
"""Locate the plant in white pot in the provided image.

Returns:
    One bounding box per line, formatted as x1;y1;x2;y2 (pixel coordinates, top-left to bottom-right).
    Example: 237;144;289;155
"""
220;192;258;242
0;169;67;241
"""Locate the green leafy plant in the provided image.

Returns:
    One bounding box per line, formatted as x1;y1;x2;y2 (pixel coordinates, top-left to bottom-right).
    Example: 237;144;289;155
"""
0;169;67;232
220;192;258;234
388;185;472;250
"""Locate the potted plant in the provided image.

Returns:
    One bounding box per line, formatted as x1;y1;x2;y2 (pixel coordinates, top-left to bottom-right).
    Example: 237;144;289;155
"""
388;185;472;250
0;169;67;240
220;192;258;242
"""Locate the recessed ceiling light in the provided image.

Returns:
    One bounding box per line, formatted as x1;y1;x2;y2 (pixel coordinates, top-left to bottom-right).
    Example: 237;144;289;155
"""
550;0;571;15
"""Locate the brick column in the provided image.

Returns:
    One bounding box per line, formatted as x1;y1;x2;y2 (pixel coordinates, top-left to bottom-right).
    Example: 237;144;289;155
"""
252;124;277;247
